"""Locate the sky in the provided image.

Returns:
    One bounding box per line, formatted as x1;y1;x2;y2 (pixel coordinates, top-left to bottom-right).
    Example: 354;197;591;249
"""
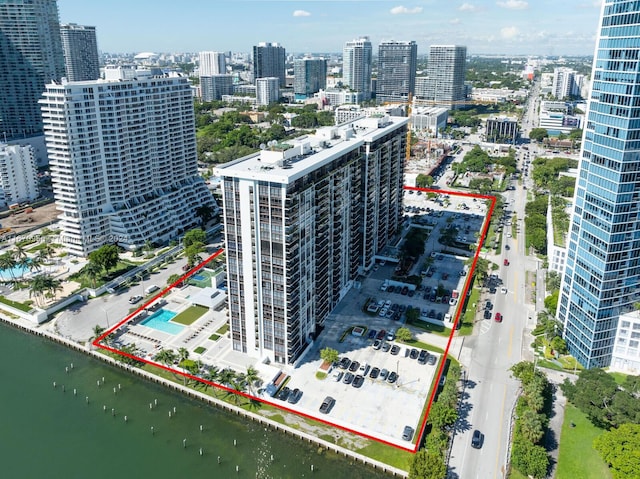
57;0;604;56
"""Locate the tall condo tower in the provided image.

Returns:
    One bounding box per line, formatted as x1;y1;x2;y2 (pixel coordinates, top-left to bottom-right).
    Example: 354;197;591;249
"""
342;37;373;100
376;40;418;104
40;75;216;257
557;0;640;368
0;0;65;140
60;23;100;82
198;51;226;76
215;116;408;364
419;45;467;109
253;42;286;87
293;57;327;100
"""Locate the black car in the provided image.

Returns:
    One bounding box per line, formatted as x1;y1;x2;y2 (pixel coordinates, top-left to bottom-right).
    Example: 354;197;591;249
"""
381;342;391;352
367;329;377;339
369;367;380;379
408;290;415;297
352;375;365;388
483;310;492;320
390;345;400;355
319;396;335;414
348;361;360;372
489;287;497;294
387;371;398;383
402;425;414;441
339;357;351;369
471;429;484;449
380;368;389;380
418;350;429;364
410;348;419;359
342;372;355;384
287;388;303;404
278;387;291;401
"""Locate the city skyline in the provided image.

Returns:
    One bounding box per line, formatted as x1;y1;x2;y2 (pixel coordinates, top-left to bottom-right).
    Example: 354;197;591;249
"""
57;0;603;56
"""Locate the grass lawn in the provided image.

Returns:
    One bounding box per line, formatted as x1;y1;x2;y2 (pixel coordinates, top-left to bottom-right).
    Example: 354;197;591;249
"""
208;333;220;341
0;295;33;312
556;404;611;479
171;305;208;325
458;285;481;336
216;323;229;335
407;318;452;337
608;371;629;385
357;441;413;470
194;346;206;354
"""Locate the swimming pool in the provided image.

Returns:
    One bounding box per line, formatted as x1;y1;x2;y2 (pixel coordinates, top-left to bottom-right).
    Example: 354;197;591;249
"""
192;274;206;281
140;309;184;335
0;263;30;281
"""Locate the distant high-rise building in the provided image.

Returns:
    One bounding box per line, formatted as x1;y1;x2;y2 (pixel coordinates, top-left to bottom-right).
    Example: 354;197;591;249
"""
60;24;100;82
199;51;226;76
557;1;640;368
419;45;467;109
0;0;65;140
40;75;216;256
256;77;280;106
200;75;234;102
253;42;286;87
376;40;418;104
215;115;409;364
293;57;327;100
343;37;373;100
552;67;582;99
0;143;39;207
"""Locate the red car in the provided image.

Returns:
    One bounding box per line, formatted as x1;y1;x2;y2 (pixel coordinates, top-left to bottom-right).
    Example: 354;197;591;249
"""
495;312;503;323
503;259;510;266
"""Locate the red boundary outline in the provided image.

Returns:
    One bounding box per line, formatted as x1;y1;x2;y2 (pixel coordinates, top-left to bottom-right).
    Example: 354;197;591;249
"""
93;187;496;454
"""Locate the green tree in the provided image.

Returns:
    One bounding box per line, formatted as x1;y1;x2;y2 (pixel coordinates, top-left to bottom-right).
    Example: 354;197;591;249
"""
416;174;434;188
396;327;413;342
244;366;261;394
529;128;549;142
82;261;104;288
594;423;640;479
544;290;559;313
550;336;568;355
408;449;447;479
154;348;177;367
511;439;549;479
517;409;545;443
561;368;619;428
92;324;106;340
183;228;206;248
167;273;182;287
427;401;458;429
88;244;120;274
320;347;339;365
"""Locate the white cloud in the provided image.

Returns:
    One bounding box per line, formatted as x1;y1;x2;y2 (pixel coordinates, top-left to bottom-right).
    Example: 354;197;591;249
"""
501;26;519;39
390;6;424;15
496;0;528;9
450;18;461;24
292;10;311;17
458;3;476;11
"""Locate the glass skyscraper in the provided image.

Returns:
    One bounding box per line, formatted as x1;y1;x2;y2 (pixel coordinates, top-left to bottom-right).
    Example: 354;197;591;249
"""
558;0;640;368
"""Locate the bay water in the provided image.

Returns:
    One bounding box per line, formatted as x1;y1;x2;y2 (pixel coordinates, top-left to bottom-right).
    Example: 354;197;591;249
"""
0;322;391;479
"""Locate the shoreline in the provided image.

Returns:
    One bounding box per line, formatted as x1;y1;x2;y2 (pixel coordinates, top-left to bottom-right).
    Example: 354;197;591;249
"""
0;313;408;478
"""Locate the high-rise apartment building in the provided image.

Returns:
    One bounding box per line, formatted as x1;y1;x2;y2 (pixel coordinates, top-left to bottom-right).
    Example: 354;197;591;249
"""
60;23;100;82
215;115;409;364
376;40;417;103
0;0;65;140
199;51;226;76
256;77;280;106
343;37;373;100
253;42;286;87
0;143;39;207
201;75;234;102
293;57;327;100
40;75;216;257
418;45;467;109
557;0;640;368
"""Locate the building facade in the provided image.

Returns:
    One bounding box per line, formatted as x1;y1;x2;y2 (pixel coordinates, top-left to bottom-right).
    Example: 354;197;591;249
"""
293;57;327;100
557;0;640;368
485;117;519;144
198;51;226;76
342;37;373;100
0;143;39;207
0;0;65;140
201;74;234;102
215;115;408;364
410;107;449;136
610;311;640;374
376;41;417;104
253;42;286;87
418;45;467;109
60;23;100;82
40;75;216;256
256;77;280;106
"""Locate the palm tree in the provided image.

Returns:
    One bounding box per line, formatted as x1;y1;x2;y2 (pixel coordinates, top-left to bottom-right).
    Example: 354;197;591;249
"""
244;366;260;394
29;274;50;306
28;255;44;273
219;368;236;387
0;252;17;281
17;255;30;279
46;277;63;302
177;347;190;363
82;261;103;289
13;244;27;261
195;205;215;226
154;348;177;366
92;324;106;340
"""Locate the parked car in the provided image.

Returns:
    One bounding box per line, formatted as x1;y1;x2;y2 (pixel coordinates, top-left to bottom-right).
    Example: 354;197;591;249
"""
483;310;492;320
390;345;400;355
495;312;503;323
402;426;414;441
339;357;351;369
410;348;419;359
348;361;360;372
369;367;380;379
287;388;303;404
128;295;143;304
380;368;389;380
372;339;382;350
386;330;396;341
352;375;365;388
381;342;391;352
278;387;291;401
418;350;429;364
342;372;354;384
471;429;484;449
387;371;398;383
319;396;335;414
332;370;344;382
427;354;437;366
367;329;377;339
376;330;387;340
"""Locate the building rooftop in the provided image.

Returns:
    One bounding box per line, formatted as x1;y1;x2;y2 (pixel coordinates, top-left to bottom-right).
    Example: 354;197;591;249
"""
215;115;409;184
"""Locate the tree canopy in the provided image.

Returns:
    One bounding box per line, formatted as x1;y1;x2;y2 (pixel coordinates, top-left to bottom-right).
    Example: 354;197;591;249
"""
88;244;120;273
594;423;640;479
